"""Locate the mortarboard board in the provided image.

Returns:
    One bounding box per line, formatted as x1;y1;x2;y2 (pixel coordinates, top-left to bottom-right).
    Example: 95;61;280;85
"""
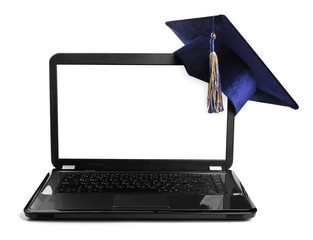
166;15;298;114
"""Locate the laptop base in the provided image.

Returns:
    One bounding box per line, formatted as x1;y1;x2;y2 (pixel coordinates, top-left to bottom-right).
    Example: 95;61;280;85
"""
24;170;256;220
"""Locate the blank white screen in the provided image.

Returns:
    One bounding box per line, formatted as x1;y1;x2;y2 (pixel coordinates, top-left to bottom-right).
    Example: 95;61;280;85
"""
57;65;227;160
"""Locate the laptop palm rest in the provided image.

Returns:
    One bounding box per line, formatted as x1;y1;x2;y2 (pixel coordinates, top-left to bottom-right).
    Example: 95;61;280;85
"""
112;195;170;209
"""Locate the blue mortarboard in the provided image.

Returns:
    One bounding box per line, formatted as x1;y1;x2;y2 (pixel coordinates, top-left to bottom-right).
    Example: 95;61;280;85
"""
166;15;298;114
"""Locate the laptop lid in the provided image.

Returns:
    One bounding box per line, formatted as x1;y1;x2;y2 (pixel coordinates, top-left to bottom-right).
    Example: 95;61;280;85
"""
49;53;235;171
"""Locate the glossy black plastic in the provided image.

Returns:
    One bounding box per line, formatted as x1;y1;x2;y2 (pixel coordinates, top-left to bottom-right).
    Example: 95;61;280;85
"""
24;170;256;220
49;53;235;171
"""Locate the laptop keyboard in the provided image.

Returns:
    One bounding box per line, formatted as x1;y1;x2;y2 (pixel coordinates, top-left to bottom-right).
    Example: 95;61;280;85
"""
57;172;227;195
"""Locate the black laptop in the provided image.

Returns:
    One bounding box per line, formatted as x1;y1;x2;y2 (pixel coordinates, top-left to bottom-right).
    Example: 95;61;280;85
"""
24;53;256;220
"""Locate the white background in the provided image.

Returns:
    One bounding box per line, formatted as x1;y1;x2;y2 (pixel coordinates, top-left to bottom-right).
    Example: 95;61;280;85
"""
0;0;312;239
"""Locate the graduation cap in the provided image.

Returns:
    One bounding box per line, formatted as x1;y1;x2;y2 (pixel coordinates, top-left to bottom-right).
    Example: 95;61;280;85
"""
166;15;298;114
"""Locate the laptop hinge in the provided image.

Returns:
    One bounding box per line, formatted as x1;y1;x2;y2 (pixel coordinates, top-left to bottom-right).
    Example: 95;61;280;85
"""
62;165;75;170
209;166;222;171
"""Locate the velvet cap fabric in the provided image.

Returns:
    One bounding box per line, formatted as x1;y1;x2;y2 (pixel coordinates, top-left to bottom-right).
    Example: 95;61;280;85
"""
166;15;298;114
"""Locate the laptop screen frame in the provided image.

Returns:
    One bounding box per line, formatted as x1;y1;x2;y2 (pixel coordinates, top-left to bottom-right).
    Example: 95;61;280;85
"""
50;53;235;171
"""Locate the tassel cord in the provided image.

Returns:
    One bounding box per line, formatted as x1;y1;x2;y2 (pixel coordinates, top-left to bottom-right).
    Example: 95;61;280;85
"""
207;20;223;113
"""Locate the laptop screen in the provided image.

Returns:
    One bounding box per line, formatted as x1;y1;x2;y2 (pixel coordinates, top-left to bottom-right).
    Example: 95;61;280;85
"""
57;65;228;160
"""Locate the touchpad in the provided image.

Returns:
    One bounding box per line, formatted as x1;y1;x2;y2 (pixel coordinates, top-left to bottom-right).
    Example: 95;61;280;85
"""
113;195;169;209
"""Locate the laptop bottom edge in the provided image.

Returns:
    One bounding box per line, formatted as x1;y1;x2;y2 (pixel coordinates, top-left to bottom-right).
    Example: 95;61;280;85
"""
24;209;256;220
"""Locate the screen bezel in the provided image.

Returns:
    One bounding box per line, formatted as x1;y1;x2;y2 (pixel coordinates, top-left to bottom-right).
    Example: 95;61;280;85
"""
50;53;235;171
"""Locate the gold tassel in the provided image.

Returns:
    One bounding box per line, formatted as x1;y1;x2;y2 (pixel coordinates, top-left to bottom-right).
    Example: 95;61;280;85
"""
207;34;223;113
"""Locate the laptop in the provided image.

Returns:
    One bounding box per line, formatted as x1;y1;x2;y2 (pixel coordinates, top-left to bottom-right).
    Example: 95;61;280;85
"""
24;53;257;220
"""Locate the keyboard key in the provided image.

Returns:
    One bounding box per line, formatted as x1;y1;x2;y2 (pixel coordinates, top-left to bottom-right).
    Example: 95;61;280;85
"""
57;172;227;195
